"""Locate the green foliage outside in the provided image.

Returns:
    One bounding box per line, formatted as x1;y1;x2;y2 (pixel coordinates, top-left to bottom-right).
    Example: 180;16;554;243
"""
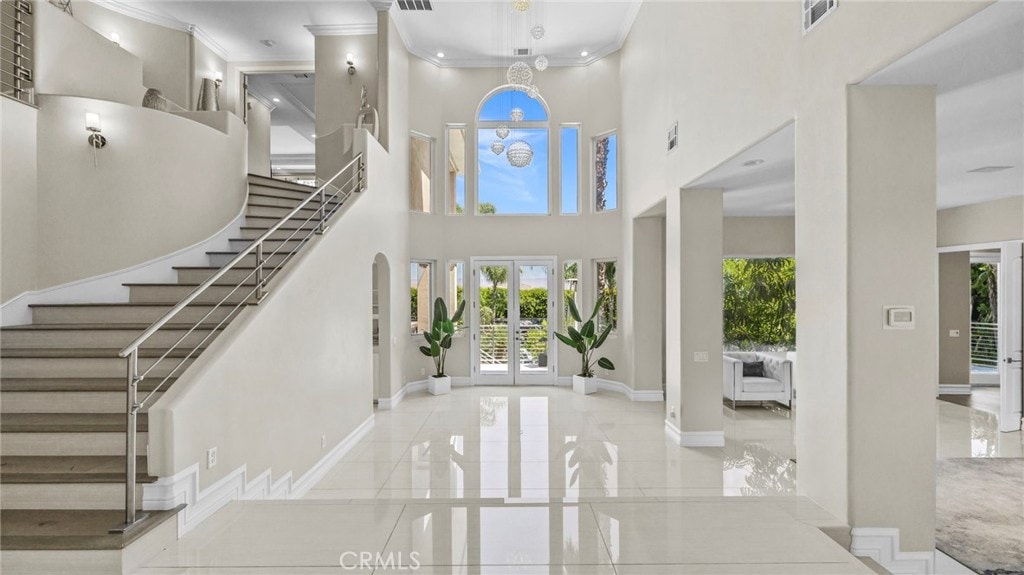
971;263;997;323
596;261;617;331
479;202;497;215
723;258;796;351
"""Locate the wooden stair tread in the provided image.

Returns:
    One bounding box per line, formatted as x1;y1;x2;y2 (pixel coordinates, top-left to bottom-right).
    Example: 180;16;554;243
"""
0;455;155;484
1;347;200;359
1;378;170;392
1;413;148;433
0;506;185;550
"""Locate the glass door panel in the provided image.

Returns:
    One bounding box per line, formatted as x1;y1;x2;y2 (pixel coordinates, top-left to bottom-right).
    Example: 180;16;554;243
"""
475;261;513;384
514;263;554;384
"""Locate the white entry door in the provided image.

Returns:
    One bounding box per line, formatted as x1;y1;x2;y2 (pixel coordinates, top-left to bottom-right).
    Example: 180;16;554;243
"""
999;241;1023;432
471;258;556;385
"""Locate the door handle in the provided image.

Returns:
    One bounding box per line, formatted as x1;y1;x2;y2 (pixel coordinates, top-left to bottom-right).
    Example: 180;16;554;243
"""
1005;357;1023;364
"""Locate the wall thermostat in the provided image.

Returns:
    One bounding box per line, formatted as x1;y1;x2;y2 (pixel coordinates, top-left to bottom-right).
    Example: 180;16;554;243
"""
883;306;915;330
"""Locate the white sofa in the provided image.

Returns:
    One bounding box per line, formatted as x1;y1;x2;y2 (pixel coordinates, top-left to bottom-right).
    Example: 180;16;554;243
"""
723;352;792;409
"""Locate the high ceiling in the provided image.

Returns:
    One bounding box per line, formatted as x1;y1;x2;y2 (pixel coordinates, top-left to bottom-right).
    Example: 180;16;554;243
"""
99;0;640;65
693;0;1023;217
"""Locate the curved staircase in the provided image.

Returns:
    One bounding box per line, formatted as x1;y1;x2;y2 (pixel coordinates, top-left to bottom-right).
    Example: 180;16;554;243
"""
0;174;344;568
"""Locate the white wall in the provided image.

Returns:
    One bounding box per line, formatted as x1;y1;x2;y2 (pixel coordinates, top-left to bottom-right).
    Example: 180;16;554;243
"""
34;2;147;106
938;251;971;387
723;216;795;257
403;56;623;383
938;196;1024;248
247;98;272;177
0;99;39;303
33;96;246;289
315;34;379;180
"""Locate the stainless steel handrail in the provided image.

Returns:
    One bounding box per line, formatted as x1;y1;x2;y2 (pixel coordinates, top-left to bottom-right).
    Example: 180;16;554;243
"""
0;0;32;104
111;154;364;532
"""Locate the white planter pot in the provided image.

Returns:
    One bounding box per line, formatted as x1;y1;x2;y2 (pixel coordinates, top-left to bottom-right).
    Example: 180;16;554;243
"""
427;375;451;396
573;374;597;395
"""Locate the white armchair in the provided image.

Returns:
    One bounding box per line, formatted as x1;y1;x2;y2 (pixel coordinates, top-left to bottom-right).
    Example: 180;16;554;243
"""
723;352;792;409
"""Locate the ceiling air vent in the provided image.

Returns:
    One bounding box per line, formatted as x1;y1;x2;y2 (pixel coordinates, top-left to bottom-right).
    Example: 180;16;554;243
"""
397;0;432;10
803;0;836;34
514;48;531;57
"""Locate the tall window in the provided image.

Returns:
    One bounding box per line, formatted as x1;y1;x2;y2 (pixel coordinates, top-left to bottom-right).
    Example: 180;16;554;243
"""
563;260;580;331
410;261;433;334
477;88;549;215
594;132;618;212
595;260;617;332
447;261;465;333
446;126;466;214
560;125;580;214
410;133;433;213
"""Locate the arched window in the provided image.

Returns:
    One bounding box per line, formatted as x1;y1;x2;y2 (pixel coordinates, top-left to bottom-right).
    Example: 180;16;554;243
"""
476;86;549;215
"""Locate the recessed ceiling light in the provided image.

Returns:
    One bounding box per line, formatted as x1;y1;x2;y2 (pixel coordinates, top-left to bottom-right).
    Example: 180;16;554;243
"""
436;51;445;58
272;98;280;103
968;165;1012;173
311;134;316;138
260;39;276;48
580;51;589;57
742;159;765;167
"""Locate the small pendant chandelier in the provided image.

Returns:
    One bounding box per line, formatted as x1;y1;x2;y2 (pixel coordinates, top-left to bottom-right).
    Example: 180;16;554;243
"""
506;140;534;168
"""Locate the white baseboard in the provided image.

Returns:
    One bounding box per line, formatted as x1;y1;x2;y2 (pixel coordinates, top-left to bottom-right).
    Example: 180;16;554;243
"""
555;376;663;402
142;414;374;536
377;380;427;410
850;528;935;575
0;208;245;326
664;420;725;447
937;384;971;395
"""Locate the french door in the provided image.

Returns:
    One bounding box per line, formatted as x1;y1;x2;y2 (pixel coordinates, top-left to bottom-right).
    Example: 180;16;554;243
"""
470;258;557;385
999;241;1023;432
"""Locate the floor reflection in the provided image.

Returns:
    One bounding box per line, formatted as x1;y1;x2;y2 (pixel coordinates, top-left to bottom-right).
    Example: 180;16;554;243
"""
937;394;1024;459
308;387;799;500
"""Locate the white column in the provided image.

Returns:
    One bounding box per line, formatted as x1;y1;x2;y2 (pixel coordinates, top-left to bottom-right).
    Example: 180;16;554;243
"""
665;188;724;446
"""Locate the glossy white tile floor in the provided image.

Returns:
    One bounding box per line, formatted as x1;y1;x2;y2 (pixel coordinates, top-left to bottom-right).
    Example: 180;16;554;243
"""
936;394;1023;458
139;387;878;574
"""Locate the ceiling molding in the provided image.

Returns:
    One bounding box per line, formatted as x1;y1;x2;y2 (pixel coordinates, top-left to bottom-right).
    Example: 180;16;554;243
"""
278;83;315;122
304;24;378;37
89;0;231;61
187;24;231;62
246;90;277;112
369;0;394;12
616;1;643;48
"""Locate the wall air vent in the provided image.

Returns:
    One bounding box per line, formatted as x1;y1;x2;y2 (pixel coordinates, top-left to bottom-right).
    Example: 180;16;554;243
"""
397;0;432;10
514;48;531;57
803;0;836;34
293;73;311;79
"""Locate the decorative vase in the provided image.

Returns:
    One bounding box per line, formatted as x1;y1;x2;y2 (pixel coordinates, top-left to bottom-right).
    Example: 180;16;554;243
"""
427;375;451;396
572;374;597;395
196;78;220;111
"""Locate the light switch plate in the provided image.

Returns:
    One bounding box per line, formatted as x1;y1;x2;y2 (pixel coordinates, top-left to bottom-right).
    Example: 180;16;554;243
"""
949;329;960;337
694;351;709;362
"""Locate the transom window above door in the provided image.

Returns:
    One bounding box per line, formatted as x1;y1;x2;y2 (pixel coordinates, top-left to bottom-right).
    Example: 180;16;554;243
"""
477;87;550;215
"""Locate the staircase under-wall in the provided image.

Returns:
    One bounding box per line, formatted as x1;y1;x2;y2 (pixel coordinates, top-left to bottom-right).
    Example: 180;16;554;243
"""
0;174;342;570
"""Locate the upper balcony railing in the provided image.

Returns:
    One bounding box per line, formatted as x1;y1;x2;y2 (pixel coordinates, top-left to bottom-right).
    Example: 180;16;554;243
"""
970;321;999;368
1;0;33;105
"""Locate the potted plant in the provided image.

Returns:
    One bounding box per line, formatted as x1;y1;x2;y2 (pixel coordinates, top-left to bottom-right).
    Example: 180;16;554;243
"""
555;296;615;395
419;297;465;395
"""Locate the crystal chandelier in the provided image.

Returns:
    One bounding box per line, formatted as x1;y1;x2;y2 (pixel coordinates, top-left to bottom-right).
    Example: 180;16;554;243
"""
491;140;505;155
506;140;534;167
507;62;533;87
534;55;548;71
510;107;524;122
512;0;530;12
495;125;510;139
526;84;540;99
531;25;545;40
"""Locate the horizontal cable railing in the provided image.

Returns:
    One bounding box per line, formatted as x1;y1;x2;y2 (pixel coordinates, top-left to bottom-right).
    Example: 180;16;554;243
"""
970;321;999;368
112;154;364;532
0;0;34;105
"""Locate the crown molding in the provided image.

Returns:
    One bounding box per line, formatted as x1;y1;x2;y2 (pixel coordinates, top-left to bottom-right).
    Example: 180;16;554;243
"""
304;24;378;37
369;0;394;12
246;91;277;112
89;0;230;61
616;1;644;49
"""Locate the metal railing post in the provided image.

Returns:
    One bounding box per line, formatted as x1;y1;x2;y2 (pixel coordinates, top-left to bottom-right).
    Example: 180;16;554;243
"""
255;241;266;302
357;160;365;192
111;350;147;532
316;187;327;235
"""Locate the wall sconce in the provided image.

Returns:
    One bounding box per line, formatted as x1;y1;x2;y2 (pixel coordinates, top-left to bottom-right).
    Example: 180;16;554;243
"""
110;32;120;45
86;112;107;167
214;70;223;86
346;53;356;76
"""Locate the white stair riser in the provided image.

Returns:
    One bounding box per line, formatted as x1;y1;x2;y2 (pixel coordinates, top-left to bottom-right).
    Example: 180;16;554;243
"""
246;204;322;219
243;216;320;231
0;483;145;510
2;432;148;456
249;182;316;199
207;252;293;268
175;267;283;285
228;238;309;252
238;227;315;241
2;392;163;414
1;357;194;379
128;284;256;305
31;305;240;325
1;329;217;350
